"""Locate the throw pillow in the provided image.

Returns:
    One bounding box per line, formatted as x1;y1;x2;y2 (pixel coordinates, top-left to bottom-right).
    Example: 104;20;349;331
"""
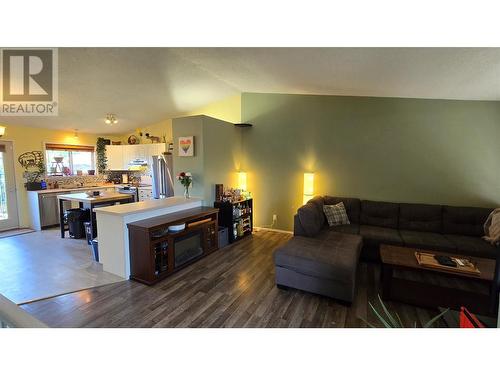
323;202;350;227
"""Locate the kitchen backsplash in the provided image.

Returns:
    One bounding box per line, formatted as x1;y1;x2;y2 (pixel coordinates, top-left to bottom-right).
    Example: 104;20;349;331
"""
45;171;146;188
106;170;145;184
45;175;107;188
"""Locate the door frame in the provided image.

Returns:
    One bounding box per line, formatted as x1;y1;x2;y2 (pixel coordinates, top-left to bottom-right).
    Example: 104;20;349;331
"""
0;140;19;231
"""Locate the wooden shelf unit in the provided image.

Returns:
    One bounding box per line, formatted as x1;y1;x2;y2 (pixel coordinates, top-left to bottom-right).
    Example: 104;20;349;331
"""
127;206;219;285
214;198;253;243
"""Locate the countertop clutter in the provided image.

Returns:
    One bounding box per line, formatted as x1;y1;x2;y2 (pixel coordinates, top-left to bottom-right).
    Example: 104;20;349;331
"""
29;184;117;195
57;191;135;204
29;183;153;195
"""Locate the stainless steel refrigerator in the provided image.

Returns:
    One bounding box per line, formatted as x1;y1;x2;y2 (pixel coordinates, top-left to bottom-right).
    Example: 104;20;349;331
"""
151;153;174;199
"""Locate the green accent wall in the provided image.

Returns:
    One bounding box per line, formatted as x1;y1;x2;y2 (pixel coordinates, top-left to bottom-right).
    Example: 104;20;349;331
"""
241;92;500;231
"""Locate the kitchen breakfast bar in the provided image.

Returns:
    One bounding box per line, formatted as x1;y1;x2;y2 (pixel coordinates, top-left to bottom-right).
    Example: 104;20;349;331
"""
57;192;135;239
93;197;203;279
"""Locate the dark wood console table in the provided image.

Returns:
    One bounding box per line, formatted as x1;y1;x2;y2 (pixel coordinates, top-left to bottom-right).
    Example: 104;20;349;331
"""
127;206;219;285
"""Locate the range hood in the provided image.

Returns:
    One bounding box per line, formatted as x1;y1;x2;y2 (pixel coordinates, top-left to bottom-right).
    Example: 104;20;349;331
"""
128;158;148;166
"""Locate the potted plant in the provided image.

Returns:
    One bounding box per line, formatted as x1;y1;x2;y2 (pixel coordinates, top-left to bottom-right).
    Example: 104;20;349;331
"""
24;159;46;191
177;172;192;198
364;295;449;328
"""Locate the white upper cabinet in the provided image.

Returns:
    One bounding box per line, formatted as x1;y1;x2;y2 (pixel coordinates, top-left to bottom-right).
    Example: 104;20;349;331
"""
106;143;166;171
122;145;136;168
155;143;166;155
106;145;124;170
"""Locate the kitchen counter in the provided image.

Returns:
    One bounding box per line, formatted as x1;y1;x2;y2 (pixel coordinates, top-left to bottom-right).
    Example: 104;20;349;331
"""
27;185;117;231
93;196;199;216
94;196;202;278
57;192;136;240
30;184;116;194
57;191;133;204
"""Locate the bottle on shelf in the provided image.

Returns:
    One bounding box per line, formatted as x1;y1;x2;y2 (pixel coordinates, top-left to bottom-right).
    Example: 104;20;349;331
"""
237;220;244;237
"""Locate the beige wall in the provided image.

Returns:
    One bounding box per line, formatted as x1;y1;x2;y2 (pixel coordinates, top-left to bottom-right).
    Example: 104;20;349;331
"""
120;94;241;145
0;123;121;227
186;94;241;124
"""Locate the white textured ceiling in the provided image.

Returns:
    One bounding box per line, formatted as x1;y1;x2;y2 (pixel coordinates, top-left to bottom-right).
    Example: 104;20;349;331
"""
2;48;500;134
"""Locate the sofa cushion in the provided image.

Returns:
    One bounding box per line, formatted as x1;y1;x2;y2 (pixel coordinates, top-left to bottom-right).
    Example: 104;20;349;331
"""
359;225;403;246
399;203;442;233
323;196;360;224
324;202;350;226
326;224;360;236
297;202;323;237
274;233;363;284
306;196;325;228
444;234;499;259
360;200;400;229
316;225;360;242
443;206;492;236
399;230;456;252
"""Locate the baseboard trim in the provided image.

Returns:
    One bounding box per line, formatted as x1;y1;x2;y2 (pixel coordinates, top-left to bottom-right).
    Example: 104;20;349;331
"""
254;226;293;234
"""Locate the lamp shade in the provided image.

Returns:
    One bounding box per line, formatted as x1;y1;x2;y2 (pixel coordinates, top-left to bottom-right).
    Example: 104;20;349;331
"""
238;171;247;191
0;126;5;137
303;172;314;204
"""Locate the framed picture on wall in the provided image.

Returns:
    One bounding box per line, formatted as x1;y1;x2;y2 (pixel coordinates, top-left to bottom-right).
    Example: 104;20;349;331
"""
178;136;194;157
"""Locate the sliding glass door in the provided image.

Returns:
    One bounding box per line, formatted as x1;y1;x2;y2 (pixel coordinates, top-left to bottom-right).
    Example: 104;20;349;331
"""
0;141;19;231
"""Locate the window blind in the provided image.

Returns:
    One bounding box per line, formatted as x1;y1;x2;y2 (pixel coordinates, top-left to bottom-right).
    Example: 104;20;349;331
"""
45;143;94;152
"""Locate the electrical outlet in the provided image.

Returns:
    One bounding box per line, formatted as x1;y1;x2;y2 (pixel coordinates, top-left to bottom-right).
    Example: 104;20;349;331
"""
272;214;277;222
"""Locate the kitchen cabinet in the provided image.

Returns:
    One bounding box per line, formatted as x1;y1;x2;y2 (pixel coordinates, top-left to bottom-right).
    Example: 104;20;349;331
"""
106;143;166;171
106;145;124;170
138;187;153;201
122;145;137;168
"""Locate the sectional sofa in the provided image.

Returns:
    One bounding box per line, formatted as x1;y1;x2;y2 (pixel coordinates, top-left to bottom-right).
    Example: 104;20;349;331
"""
273;196;498;303
293;196;497;261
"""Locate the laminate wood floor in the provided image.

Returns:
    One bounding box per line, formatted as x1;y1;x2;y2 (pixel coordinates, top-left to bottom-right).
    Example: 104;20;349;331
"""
21;230;446;328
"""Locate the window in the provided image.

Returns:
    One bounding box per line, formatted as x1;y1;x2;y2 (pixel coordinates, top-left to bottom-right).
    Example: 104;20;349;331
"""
45;144;95;176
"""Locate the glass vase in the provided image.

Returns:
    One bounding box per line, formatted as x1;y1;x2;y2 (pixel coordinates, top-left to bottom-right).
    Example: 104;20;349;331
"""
184;185;190;199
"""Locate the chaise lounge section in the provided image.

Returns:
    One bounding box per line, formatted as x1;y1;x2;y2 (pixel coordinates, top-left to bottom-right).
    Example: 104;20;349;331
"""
274;232;363;302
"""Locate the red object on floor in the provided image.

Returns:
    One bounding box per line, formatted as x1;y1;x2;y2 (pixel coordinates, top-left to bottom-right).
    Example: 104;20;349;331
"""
459;307;485;328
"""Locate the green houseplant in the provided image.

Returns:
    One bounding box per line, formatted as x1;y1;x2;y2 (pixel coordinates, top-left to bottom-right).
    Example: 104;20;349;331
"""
23;159;46;190
364;295;449;328
96;137;108;174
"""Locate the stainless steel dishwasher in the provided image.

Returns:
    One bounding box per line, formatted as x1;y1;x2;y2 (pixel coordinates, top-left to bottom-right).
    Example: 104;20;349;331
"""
39;193;72;228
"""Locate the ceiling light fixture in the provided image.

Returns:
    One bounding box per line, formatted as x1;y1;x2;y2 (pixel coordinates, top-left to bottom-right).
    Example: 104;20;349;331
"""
105;114;118;125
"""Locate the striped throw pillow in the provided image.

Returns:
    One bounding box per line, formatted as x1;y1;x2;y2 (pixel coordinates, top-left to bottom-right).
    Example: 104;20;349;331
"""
323;202;350;226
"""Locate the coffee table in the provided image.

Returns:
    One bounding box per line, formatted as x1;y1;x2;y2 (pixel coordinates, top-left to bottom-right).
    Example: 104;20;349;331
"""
380;244;496;316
